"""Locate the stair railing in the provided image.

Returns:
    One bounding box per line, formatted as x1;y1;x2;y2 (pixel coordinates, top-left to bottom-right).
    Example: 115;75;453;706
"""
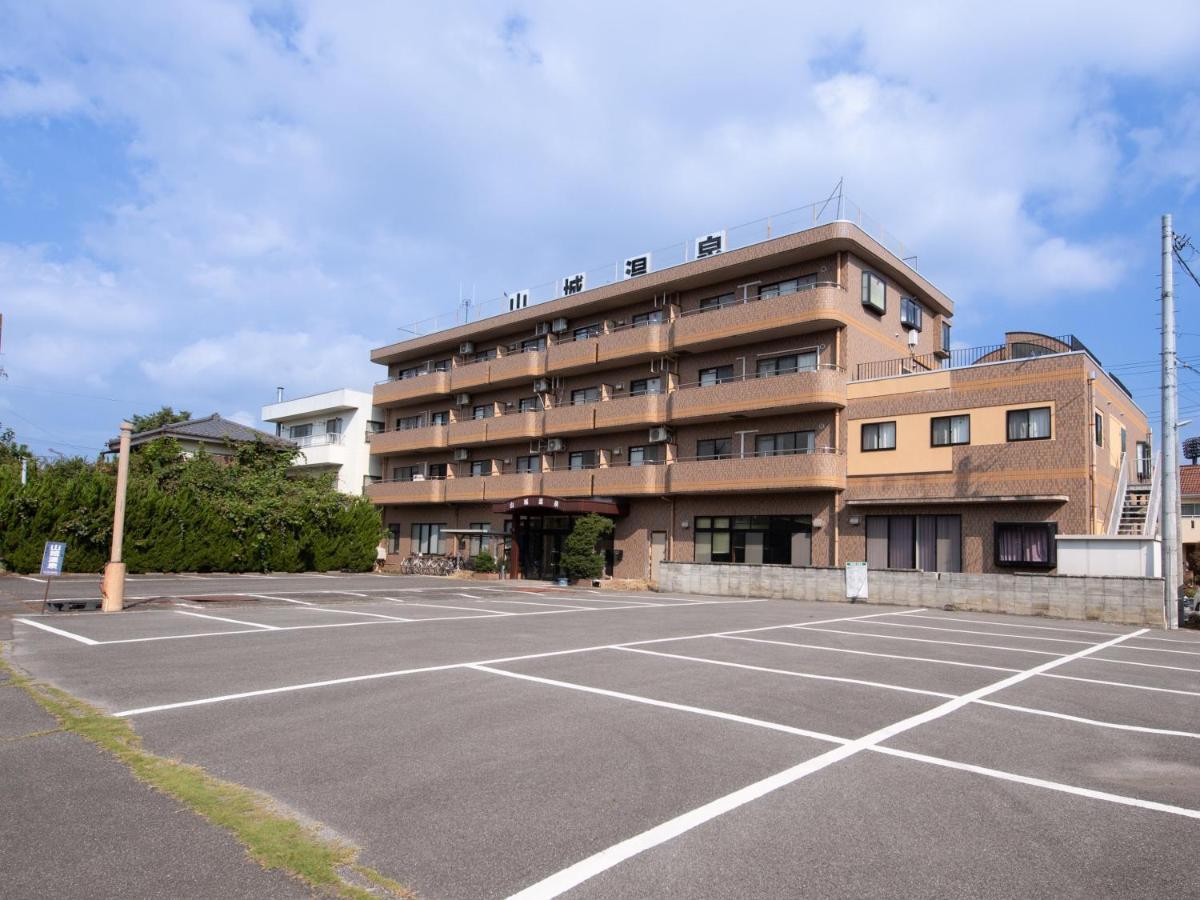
1106;451;1129;535
1144;451;1163;538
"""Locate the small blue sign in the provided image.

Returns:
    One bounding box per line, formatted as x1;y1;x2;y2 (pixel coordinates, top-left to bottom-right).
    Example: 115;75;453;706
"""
40;541;67;577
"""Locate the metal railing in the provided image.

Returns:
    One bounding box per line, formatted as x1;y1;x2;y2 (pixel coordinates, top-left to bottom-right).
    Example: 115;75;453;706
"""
1144;452;1163;538
675;363;842;390
1106;452;1129;535
677;279;840;317
390;194;908;337
291;432;345;448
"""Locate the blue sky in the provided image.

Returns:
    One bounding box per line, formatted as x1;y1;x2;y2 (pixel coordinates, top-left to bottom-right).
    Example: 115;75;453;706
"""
1;1;1198;456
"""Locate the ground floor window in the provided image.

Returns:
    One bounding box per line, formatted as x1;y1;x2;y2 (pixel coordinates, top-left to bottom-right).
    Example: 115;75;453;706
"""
866;515;961;571
994;522;1056;568
411;522;445;555
694;515;812;566
464;522;489;558
387;524;402;554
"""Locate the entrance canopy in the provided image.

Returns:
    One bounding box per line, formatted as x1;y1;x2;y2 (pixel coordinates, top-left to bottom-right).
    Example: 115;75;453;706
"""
493;495;625;516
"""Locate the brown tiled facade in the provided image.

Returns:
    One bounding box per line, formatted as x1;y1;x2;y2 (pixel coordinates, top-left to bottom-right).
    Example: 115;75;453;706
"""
367;222;1149;579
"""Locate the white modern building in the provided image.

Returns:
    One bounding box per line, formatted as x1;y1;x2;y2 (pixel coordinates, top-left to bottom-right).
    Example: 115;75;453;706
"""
261;388;383;495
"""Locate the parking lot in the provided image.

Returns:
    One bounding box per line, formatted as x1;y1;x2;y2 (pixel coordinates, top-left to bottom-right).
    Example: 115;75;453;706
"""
6;572;1200;898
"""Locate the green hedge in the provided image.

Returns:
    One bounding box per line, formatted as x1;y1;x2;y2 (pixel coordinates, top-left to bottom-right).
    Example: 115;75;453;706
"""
0;438;382;574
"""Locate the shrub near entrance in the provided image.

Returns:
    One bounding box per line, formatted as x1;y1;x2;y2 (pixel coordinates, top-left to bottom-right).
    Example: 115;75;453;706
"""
559;513;614;581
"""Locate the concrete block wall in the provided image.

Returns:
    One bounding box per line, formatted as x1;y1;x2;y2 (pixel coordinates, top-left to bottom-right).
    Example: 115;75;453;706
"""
658;563;1165;627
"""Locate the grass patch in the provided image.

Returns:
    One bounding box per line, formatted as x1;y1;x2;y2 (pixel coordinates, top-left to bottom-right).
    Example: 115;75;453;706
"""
0;649;413;899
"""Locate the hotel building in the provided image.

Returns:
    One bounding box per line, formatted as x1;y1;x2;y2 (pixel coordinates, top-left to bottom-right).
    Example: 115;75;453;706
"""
366;219;1151;581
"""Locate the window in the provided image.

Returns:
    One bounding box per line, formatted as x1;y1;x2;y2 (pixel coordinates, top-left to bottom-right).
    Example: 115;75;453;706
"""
995;522;1058;568
1007;407;1052;441
1137;441;1151;479
861;421;897;451
628;445;662;467
699;365;735;386
397;364;424;380
411;523;445;556
288;423;312;439
427;463;447;479
632;310;662;327
941;321;951;353
931;414;970;447
694;515;812;566
515;455;541;474
432;359;451;372
392;465;420;482
367;419;385;434
429;410;450;426
759;275;817;298
630;377;662;396
866;516;962;572
568;450;597;470
471;348;497;363
697;438;733;461
472;404;494;420
518;396;544;413
521;337;546;353
1094;411;1103;447
756;351;818;377
396;414;423;431
698;292;735;311
573;324;601;341
469;460;491;477
1120;427;1127;454
325;417;343;435
571;387;600;405
464;522;489;558
755;431;815;457
861;271;886;313
1182;503;1200;517
388;524;403;555
901;297;923;330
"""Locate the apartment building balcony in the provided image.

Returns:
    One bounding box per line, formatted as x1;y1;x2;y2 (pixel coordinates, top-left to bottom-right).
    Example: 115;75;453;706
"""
666;449;845;494
366;478;446;504
368;425;447;455
546;336;598;374
484;472;543;500
542;467;595;497
486;410;544;443
543;401;597;436
373;370;450;406
671;283;844;352
593;392;668;432
488;348;547;387
669;366;846;424
445;476;488;503
450;360;492;392
593;462;667;495
447;418;490;446
596;322;669;366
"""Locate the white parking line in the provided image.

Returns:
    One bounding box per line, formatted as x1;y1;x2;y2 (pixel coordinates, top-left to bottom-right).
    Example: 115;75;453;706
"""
891;613;1120;637
854;619;1094;645
1040;672;1200;698
386;598;513;616
455;593;483;600
298;607;411;622
18;576;46;584
14;618;98;645
973;699;1200;739
1089;656;1200;674
1119;643;1200;658
502;628;1147;899
480;599;595;611
792;626;1066;657
175;611;280;631
245;593;315;606
719;635;1022;674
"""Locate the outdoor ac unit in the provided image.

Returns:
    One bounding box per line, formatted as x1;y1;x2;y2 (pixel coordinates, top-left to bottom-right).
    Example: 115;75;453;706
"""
459;341;475;355
412;473;425;481
648;427;671;444
533;378;551;393
456;393;471;406
546;438;566;452
453;448;470;462
535;321;551;336
551;317;569;333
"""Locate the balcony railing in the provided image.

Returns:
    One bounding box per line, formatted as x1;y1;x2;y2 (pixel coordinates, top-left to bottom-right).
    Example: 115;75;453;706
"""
290;432;344;448
672;282;844;350
671;365;845;422
667;447;843;494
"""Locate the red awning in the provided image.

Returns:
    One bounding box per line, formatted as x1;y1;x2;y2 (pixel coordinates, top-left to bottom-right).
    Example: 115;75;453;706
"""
492;495;624;516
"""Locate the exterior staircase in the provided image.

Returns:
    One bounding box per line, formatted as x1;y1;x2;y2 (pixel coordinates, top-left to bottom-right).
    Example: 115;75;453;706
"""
1117;485;1152;535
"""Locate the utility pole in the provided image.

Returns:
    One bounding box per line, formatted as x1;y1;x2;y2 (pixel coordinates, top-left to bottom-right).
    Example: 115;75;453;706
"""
1162;214;1180;629
101;421;133;613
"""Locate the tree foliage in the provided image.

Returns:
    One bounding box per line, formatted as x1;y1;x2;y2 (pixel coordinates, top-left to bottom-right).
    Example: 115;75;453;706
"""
559;513;614;580
0;437;382;574
130;406;192;433
0;423;31;462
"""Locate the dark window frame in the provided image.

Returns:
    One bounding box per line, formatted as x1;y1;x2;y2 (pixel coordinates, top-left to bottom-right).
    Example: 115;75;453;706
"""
697;437;733;461
1006;407;1053;442
930;414;971;447
994;522;1058;569
861;421;897;452
861;271;886;314
900;296;924;330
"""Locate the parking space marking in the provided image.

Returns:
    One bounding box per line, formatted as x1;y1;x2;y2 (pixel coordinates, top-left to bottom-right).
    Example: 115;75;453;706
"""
1090;656;1200;674
1042;672;1200;698
454;593;483;600
973;699;1200;739
175;611;279;631
245;593;315;606
615;647;956;699
386;598;514;616
476;598;596;611
792;626;1066;657
1119;643;1200;658
502;628;1148;899
893;613;1119;637
13;618;99;646
18;576;46;584
856;620;1094;645
720;635;1023;673
297;607;412;622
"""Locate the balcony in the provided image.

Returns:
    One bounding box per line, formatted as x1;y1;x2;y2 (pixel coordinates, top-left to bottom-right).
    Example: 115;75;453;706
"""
670;366;846;424
445;477;487;502
667;450;845;494
450;360;492;392
543;402;597;436
373;370;450;406
672;283;844;352
488;349;547;387
542;468;595;497
366;478;446;504
594;392;668;432
486;410;544;443
484;472;543;500
447;418;489;446
593;463;667;496
368;425;447;456
546;337;598;374
595;323;669;365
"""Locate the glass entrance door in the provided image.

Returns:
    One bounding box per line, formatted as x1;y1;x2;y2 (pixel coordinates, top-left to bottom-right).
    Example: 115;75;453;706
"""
516;515;573;580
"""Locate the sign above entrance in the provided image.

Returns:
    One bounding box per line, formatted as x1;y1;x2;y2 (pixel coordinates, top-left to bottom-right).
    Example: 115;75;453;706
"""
493;495;625;516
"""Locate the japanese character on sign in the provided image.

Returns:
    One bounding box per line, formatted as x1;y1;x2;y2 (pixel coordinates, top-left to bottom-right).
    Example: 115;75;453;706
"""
624;253;651;279
507;290;530;311
40;541;67;577
694;231;726;259
561;273;586;296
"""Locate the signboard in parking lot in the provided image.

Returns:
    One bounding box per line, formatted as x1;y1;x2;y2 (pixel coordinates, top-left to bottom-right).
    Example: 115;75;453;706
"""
41;541;67;577
845;561;868;600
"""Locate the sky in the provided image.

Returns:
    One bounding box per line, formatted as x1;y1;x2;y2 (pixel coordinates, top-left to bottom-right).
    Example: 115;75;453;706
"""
1;1;1199;457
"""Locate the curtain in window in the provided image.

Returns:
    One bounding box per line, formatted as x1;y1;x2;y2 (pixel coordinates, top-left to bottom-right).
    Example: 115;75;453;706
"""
917;516;938;571
998;526;1023;564
936;516;962;572
888;517;915;569
866;518;888;569
1028;408;1050;438
951;416;969;444
1024;527;1048;563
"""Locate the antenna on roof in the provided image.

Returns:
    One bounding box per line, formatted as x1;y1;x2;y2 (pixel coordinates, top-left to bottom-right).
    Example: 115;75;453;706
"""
816;177;844;223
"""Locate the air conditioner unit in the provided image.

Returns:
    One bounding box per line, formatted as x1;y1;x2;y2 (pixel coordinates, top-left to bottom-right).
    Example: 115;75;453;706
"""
546;438;566;452
535;321;551;336
551;317;569;333
459;341;475;355
412;473;425;481
533;378;551;393
614;382;625;391
648;427;671;444
453;448;470;462
456;393;471;406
